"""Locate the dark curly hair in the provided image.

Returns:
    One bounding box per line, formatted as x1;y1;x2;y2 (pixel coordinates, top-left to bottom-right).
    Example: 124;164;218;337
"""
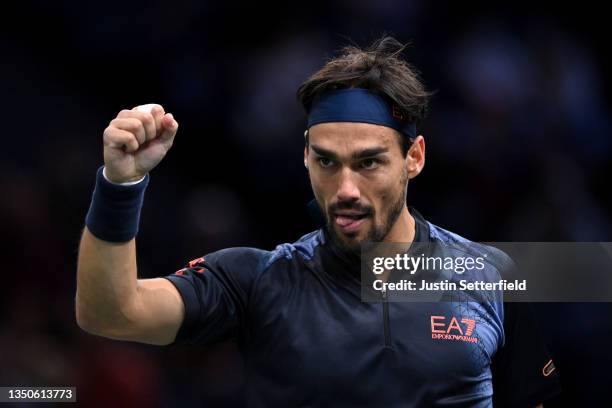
297;36;432;156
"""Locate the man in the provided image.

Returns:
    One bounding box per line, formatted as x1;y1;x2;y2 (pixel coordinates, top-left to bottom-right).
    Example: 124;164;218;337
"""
76;37;560;407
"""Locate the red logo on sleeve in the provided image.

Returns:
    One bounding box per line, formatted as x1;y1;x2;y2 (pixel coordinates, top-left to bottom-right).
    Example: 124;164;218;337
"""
175;257;206;275
188;257;205;268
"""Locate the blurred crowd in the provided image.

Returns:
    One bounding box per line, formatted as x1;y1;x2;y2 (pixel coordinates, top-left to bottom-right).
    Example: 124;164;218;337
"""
1;0;610;406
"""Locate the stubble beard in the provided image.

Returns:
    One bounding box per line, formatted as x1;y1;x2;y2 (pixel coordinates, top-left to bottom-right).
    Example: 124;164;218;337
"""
324;170;409;257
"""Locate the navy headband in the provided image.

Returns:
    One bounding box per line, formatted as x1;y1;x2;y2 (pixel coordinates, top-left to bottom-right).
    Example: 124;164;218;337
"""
307;88;417;139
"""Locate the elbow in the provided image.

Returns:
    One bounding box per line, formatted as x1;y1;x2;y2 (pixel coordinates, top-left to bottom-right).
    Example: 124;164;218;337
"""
74;296;117;338
75;296;88;332
75;296;142;341
75;300;103;336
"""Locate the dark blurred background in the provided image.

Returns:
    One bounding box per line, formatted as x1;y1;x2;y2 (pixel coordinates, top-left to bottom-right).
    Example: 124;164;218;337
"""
1;0;611;406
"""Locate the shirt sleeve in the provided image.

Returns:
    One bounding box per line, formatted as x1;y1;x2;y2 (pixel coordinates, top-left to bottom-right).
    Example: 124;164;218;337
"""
491;302;561;407
163;247;266;346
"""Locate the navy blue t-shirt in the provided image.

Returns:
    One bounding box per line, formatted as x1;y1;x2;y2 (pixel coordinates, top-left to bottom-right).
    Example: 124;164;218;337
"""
164;209;560;407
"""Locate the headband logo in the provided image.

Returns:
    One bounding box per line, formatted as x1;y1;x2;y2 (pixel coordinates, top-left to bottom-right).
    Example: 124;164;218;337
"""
391;105;404;121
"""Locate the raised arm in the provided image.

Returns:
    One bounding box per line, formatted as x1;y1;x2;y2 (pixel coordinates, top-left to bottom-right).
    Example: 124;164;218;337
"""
75;104;183;345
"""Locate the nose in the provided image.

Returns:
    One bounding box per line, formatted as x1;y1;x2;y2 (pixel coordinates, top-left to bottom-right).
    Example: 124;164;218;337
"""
336;168;360;203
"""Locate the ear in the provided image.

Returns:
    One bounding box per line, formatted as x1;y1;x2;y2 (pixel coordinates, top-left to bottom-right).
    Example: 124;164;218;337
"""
303;129;309;169
406;135;425;179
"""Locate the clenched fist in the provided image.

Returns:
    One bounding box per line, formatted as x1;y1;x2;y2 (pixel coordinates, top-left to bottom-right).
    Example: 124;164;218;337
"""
103;104;179;183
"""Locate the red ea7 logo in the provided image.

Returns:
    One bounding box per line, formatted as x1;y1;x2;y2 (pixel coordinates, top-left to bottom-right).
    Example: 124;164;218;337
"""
430;315;478;343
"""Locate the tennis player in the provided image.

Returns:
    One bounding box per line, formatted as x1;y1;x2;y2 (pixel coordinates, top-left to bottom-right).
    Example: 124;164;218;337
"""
76;37;560;407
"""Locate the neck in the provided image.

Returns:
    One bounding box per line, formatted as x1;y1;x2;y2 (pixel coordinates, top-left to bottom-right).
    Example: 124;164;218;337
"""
384;205;415;243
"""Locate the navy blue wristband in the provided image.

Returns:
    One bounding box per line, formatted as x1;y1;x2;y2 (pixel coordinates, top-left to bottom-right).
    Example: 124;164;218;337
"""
85;166;150;242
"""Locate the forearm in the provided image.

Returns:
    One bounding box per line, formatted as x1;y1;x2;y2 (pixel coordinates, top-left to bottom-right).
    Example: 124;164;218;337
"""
76;227;139;336
75;104;182;344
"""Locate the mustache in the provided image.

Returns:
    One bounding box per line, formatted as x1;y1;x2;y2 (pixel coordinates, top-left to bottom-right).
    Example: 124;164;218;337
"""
327;201;374;216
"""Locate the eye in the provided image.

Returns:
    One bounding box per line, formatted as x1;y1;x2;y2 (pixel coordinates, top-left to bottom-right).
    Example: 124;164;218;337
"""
317;157;335;168
361;158;380;170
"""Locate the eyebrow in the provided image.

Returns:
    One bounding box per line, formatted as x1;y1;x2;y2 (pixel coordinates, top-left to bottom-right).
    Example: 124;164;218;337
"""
310;145;389;161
